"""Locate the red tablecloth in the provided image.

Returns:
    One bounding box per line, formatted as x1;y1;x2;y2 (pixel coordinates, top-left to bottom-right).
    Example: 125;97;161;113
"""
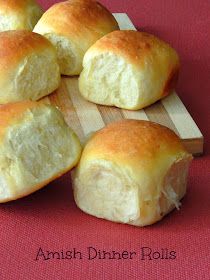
1;1;209;279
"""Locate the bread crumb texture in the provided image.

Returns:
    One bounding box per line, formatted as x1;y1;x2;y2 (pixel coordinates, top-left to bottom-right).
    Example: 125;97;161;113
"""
0;101;82;202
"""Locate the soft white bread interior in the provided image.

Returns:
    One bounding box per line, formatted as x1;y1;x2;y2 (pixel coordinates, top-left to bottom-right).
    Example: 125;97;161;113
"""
0;30;60;104
33;0;119;75
0;101;82;202
0;0;43;31
73;120;192;226
79;30;180;110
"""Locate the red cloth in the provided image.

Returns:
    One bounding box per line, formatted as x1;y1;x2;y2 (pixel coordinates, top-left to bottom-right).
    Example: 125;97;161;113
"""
1;1;209;279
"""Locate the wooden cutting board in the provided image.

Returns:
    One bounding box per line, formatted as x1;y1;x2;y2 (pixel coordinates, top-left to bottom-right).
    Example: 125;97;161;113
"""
41;13;203;156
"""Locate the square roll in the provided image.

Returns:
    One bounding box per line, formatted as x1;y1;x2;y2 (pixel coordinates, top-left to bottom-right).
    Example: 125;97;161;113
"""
79;30;180;110
0;30;60;104
0;101;81;202
73;120;192;226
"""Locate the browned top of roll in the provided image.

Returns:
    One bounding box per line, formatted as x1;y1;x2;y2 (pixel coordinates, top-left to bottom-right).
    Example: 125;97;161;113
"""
0;30;54;69
81;119;189;169
0;0;38;11
34;0;119;39
85;30;179;66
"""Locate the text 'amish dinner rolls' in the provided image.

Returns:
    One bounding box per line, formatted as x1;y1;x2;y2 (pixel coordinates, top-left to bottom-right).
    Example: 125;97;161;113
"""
79;30;180;110
0;30;60;104
0;0;43;31
34;0;119;75
73;120;192;226
0;101;82;202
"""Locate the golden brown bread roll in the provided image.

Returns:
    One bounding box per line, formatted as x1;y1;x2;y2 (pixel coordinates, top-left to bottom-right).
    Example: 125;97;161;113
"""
0;30;60;104
0;101;82;202
73;120;192;226
0;0;43;31
79;30;180;110
33;0;119;75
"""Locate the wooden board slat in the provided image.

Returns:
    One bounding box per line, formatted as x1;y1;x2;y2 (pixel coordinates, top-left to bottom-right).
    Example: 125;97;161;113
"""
161;92;203;139
42;13;203;156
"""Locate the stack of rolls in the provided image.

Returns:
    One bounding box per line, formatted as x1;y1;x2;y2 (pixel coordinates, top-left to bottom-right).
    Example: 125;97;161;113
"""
0;0;192;227
0;0;119;103
0;0;119;202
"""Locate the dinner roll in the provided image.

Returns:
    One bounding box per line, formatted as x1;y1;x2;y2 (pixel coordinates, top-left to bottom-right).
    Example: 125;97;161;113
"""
79;30;180;110
73;120;192;226
33;0;119;75
0;30;60;104
0;0;43;31
0;101;82;202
